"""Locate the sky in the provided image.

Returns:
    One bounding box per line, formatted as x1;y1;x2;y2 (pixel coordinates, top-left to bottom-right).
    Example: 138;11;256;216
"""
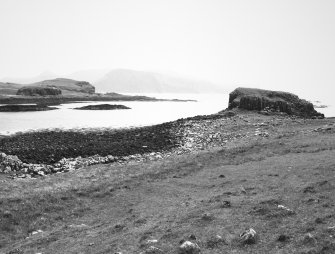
0;0;334;99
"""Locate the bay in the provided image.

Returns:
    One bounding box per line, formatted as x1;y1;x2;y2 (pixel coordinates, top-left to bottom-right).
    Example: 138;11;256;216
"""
0;93;228;135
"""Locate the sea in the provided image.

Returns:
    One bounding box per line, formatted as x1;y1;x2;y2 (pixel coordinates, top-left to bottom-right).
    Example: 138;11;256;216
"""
0;93;333;135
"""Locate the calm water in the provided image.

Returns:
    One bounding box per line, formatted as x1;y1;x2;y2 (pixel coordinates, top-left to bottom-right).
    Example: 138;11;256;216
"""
0;93;333;135
0;94;228;135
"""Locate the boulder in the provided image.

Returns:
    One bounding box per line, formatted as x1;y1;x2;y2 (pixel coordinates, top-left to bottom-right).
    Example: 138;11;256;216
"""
178;241;201;254
17;86;62;96
228;88;324;118
239;228;257;244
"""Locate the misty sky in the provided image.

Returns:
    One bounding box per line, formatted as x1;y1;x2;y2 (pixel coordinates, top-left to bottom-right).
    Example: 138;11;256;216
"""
0;0;334;98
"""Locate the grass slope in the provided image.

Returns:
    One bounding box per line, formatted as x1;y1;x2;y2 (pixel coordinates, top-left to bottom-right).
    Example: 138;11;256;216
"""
0;112;334;253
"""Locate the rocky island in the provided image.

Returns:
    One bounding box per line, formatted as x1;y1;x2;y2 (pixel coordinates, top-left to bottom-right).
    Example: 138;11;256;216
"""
73;104;131;110
0;88;334;254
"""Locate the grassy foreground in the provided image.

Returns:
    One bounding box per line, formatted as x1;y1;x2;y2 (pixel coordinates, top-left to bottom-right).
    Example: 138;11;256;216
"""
0;111;335;253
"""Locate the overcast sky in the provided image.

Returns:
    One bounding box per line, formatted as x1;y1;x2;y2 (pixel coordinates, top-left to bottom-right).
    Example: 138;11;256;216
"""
0;0;334;98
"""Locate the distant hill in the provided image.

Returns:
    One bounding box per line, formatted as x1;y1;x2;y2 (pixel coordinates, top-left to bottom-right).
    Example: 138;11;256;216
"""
0;78;95;96
1;69;227;95
0;71;58;84
94;69;225;93
0;82;23;95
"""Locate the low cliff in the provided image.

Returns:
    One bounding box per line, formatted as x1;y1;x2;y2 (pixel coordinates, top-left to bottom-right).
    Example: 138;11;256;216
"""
228;87;324;118
17;86;62;96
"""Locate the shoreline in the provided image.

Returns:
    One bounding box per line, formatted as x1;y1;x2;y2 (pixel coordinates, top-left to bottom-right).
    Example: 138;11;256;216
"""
1;109;333;178
1;109;335;253
0;94;197;105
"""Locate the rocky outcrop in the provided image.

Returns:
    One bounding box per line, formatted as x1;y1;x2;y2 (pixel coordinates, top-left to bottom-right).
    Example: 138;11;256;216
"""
73;104;130;110
228;88;324;118
17;86;62;96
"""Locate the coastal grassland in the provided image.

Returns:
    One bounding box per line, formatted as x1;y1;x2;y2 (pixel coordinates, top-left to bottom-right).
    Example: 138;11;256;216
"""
0;113;335;253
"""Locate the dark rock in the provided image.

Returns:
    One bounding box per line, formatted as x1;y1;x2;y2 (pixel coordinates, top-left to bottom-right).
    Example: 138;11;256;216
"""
303;186;316;193
17;86;62;96
315;218;324;224
201;212;213;221
277;234;290;242
302;233;317;245
220;201;231;208
73;104;130;110
228;88;324;118
188;234;197;240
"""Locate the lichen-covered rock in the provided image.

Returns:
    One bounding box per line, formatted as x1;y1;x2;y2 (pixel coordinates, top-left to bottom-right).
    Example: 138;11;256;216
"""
228;87;324;118
239;228;257;244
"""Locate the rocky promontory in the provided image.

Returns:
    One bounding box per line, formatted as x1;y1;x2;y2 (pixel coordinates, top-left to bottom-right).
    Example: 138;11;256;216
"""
228;87;324;118
73;104;131;110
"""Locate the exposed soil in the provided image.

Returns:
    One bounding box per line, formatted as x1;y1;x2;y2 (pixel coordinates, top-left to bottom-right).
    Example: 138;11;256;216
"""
0;110;335;253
